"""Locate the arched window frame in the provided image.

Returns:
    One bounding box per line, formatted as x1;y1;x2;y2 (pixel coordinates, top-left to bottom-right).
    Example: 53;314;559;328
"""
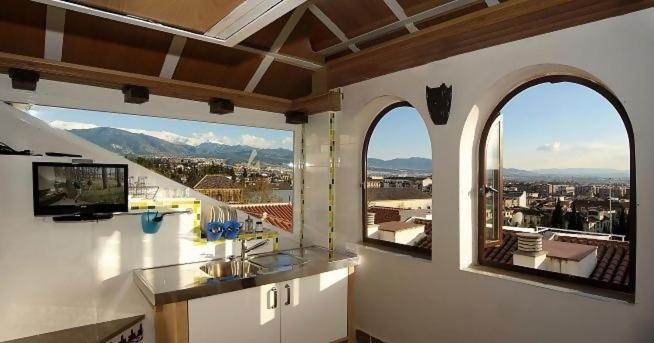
361;101;432;259
477;75;637;295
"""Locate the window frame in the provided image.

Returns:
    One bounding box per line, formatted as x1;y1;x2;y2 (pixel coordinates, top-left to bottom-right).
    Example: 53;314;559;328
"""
361;101;432;259
10;101;301;236
477;75;637;295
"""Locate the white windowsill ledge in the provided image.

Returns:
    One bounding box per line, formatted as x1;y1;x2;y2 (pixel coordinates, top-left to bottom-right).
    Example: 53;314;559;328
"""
463;265;635;304
345;241;432;262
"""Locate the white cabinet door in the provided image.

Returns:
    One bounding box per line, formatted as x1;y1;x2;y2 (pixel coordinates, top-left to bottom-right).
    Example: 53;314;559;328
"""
280;268;348;343
188;283;281;343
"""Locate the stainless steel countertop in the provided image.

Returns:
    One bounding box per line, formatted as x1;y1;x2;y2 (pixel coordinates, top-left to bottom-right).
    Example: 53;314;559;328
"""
133;246;358;306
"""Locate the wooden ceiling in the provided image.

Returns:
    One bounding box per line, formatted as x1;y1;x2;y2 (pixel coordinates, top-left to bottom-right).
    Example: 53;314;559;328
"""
1;0;653;114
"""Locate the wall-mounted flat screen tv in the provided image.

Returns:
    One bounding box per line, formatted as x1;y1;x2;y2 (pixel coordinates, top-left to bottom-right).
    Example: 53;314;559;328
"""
32;162;128;216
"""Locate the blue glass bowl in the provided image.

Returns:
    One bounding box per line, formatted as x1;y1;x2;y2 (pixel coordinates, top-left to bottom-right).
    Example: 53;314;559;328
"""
223;221;241;240
205;222;224;241
141;212;162;234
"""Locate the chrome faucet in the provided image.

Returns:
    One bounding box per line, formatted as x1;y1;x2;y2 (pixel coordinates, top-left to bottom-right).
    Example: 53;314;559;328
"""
241;239;268;260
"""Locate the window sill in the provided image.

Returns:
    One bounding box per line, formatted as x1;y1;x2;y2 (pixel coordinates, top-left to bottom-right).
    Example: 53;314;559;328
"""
463;265;635;304
347;240;431;261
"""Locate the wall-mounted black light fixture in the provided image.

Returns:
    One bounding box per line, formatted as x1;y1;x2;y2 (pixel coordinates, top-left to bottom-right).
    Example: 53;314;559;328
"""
209;98;234;114
8;68;40;91
122;85;149;104
285;111;308;124
426;83;452;125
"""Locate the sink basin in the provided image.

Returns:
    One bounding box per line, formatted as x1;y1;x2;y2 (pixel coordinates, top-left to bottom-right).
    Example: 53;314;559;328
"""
248;252;308;273
200;259;260;281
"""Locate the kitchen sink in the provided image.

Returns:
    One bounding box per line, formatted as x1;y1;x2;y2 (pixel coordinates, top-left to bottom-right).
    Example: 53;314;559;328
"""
200;259;261;281
248;252;309;274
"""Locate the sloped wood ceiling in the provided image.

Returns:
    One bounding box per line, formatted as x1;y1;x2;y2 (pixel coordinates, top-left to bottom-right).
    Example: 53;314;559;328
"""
1;0;654;108
173;39;264;90
63;11;173;76
71;0;244;32
0;0;46;58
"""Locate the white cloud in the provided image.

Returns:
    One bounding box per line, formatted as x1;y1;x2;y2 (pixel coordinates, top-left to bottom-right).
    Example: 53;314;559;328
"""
187;132;233;146
536;141;561;152
120;128;192;145
49;120;98;130
239;134;274;148
506;140;629;170
281;136;293;148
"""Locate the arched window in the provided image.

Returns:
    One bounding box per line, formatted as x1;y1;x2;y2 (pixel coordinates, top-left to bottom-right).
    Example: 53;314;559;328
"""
362;102;432;258
478;76;636;295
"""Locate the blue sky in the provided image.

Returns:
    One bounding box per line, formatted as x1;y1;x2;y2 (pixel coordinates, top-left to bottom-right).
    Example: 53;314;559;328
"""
367;106;431;160
367;82;629;170
501;82;629;170
28;105;294;149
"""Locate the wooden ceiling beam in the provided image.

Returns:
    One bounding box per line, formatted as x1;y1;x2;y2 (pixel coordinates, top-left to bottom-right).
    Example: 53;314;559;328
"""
290;90;342;113
326;0;654;88
0;52;340;114
318;0;479;56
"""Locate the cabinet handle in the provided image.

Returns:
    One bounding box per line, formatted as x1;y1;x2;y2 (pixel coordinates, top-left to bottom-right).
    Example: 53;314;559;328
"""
267;287;278;309
284;284;291;305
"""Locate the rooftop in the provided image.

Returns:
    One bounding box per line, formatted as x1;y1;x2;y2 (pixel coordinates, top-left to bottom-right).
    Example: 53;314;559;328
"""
377;221;424;233
485;231;631;286
367;188;431;201
234;203;293;232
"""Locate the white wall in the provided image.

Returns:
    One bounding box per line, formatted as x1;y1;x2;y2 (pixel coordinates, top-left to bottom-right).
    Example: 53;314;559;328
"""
303;8;654;343
0;99;299;341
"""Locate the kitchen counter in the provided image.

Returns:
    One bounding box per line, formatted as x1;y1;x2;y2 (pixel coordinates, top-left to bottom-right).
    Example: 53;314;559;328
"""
134;246;358;306
2;315;144;343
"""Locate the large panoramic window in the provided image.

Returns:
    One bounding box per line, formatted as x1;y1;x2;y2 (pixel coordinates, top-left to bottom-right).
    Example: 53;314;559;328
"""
22;105;295;232
362;103;432;258
479;76;635;295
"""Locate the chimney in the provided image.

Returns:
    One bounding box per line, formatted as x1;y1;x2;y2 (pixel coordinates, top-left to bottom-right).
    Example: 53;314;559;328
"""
366;212;379;239
512;233;547;269
366;212;376;226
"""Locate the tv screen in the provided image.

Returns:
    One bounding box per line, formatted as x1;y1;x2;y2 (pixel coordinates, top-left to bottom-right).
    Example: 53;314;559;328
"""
33;162;128;216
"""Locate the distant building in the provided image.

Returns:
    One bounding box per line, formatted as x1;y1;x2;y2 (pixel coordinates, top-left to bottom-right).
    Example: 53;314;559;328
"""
421;177;432;192
366;177;382;189
194;174;243;203
381;178;413;188
504;191;527;208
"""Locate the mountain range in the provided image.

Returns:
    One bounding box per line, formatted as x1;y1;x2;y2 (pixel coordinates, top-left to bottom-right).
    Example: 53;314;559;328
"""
367;157;431;171
64;127;630;177
68;127;293;165
504;167;629;179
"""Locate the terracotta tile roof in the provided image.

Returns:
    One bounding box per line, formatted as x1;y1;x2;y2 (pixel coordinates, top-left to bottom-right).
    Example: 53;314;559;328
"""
234;203;293;232
484;230;631;286
414;218;432;250
193;174;239;189
366;188;431;201
368;206;401;224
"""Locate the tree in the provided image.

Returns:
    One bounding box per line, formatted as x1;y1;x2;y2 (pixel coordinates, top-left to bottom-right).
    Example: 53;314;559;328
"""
116;168;122;187
551;200;564;229
615;209;627;236
244;179;273;203
101;167;108;189
569;202;581;231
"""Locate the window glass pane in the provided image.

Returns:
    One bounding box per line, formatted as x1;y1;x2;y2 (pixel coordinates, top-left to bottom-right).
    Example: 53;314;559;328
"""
481;81;632;290
365;106;432;251
22;105;294;232
484;116;502;243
